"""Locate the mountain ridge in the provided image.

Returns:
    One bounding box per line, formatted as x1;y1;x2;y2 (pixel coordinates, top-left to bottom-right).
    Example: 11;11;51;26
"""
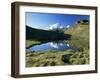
26;25;71;41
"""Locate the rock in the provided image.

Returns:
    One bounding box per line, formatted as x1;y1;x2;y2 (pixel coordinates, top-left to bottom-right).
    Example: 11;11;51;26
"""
61;55;70;63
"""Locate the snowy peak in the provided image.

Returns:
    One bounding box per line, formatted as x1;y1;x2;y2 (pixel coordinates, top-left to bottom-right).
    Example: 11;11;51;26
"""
49;23;70;30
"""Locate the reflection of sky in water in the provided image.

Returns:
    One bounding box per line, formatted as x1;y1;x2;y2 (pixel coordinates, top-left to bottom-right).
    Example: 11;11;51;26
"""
27;42;76;52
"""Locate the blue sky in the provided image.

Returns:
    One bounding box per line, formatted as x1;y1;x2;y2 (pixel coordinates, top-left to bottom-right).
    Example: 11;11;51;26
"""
26;12;89;30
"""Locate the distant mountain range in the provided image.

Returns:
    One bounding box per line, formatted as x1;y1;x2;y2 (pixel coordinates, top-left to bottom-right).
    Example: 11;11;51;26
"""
26;25;71;41
49;24;70;31
26;19;89;42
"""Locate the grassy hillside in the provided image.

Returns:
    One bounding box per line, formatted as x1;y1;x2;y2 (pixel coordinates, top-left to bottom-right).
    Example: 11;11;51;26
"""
26;50;89;67
64;23;89;50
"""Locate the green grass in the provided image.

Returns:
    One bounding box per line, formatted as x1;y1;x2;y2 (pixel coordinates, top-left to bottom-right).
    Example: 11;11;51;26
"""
26;49;89;67
64;24;89;50
26;40;41;48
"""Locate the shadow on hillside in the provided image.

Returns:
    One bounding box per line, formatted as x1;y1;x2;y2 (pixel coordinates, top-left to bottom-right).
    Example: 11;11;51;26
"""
26;25;72;42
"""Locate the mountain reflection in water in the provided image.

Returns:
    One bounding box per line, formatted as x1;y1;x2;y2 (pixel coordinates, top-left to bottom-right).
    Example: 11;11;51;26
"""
27;41;76;52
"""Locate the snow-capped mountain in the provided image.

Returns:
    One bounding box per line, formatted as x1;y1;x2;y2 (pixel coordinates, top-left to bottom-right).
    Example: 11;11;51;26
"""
49;23;70;31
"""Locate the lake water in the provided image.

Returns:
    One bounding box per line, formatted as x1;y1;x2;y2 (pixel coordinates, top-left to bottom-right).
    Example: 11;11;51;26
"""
27;41;76;52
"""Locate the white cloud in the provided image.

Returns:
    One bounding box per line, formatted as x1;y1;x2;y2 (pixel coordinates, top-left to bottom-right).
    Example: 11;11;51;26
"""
59;26;63;29
49;23;59;30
